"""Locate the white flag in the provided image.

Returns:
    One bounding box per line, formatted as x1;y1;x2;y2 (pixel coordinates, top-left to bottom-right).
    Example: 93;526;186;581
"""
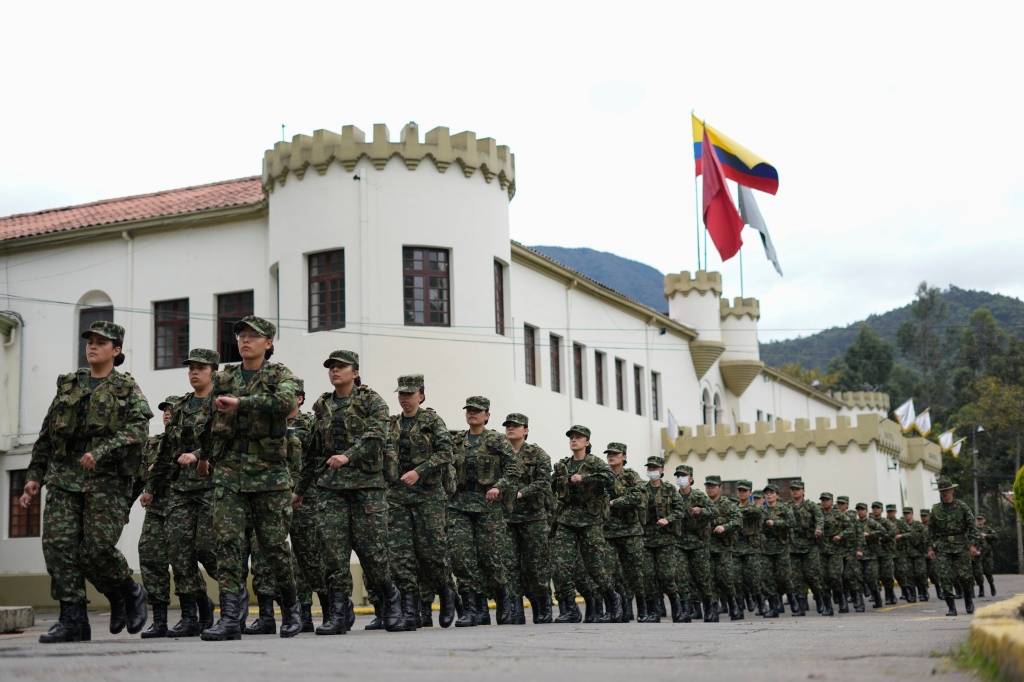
666;410;679;447
951;438;966;458
938;430;955;452
738;185;783;276
914;409;932;437
893;399;916;433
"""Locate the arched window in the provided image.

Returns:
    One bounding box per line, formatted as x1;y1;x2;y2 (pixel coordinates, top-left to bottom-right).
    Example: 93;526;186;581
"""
76;291;113;369
702;389;713;426
713;393;723;425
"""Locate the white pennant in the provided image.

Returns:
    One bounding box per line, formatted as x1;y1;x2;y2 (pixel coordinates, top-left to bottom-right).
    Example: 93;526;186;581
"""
914;409;932;437
893;399;916;433
938;429;955;453
951;438;966;458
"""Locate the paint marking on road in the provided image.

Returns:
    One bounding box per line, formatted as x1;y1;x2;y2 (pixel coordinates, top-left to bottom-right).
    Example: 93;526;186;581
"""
876;603;921;612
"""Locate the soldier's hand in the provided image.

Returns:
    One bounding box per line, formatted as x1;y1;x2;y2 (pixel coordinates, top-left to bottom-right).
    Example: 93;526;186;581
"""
570;474;583;483
766;520;774;527
713;525;725;535
657;518;669;526
518;492;524;499
814;529;822;538
19;493;33;509
400;470;420;486
863;531;869;537
178;452;198;467
927;550;936;560
328;454;350;469
140;493;153;508
197;460;210;477
215;396;240;413
969;545;981;557
856;551;863;558
291;493;303;509
23;481;40;498
832;535;841;543
895;534;902;540
80;452;97;470
691;507;702;515
485;487;501;503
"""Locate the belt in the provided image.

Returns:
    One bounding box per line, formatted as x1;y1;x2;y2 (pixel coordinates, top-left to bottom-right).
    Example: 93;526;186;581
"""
946;534;964;542
228;439;262;455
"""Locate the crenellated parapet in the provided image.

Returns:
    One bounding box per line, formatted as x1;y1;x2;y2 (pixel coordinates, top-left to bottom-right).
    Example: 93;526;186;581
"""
830;391;891;412
720;296;761;320
664;270;723;299
262;123;516;200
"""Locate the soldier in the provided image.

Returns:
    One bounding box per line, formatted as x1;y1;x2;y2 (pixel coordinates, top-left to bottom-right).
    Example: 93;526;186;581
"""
752;489;775;611
734;480;767;616
448;397;521;627
921;509;942;599
902;506;929;602
22;321;152;643
674;465;717;622
385;375;456;629
819;492;852;614
854;502;885;609
889;503;916;603
975;514;997;596
504;413;553;624
927;476;982;616
550;426;621;623
603;443;652;623
198;316;302;640
787;480;830;616
759;484;797;617
137;397;178;638
836;496;864;612
705;475;742;620
870;501;898;605
143;349;220;638
641;456;684;623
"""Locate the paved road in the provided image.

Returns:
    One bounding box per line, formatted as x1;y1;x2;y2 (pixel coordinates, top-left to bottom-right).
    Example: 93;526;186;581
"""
4;578;1017;682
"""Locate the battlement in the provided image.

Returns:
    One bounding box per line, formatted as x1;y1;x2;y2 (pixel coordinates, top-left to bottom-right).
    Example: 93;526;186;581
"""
720;296;760;320
830;391;891;412
262;123;516;199
664;270;723;298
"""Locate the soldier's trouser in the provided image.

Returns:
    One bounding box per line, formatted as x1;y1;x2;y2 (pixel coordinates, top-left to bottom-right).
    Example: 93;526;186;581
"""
927;557;940;589
876;554;895;588
605;540;625;594
42;484;132;602
819;552;844;593
894;553;911;588
762;552;793;596
388;496;449;596
317;488;392;596
139;508;171;604
858;557;879;589
244;511;281;598
212;486;294;596
909;555;928;589
608;535;652;599
843;554;861;591
971;556;984;584
934;549;973;593
678;545;713;601
710;550;737;598
291;491;325;601
735;552;761;596
551;523;611;600
509;519;551;598
573;548;598;597
448;507;508;594
982;554;995;580
790;549;822;595
166;488;218;596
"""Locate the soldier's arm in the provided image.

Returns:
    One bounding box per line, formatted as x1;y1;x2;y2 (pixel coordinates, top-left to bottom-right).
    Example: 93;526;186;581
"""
966;508;984;546
144;429;175;495
90;384;153;464
236;369;297;417
26;407;57;485
493;433;523;495
343;392;390;465
296;425;323;497
665;487;686;523
813;504;824;532
724;500;742;531
519;448;552;501
583;457;615;492
415;412;453;478
612;471;646;509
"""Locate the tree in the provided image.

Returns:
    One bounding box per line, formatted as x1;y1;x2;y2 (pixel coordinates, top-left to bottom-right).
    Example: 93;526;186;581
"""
897;282;950;414
843;323;895;388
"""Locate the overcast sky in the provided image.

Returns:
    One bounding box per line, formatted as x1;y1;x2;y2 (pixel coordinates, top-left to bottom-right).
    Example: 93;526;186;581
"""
3;1;1021;344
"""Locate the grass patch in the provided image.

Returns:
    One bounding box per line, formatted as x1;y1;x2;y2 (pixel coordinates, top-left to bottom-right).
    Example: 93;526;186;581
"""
948;639;1003;681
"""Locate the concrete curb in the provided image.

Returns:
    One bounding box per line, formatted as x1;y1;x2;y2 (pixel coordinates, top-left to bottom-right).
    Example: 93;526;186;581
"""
0;606;34;633
969;593;1024;680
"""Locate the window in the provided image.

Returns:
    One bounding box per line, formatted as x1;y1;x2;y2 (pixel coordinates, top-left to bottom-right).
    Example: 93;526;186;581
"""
154;299;189;370
721;480;740;499
494;261;505;335
573;344;584;399
403;247;450;326
757;409;764;421
309;250;345;332
595;351;605;405
550;334;562;393
217;291;254;364
615;358;625;411
769;477;799;503
651;371;660;420
524;325;537;386
78;306;114;368
702;389;713;425
767;413;774;423
9;470;40;537
713;393;722;424
633;365;644;416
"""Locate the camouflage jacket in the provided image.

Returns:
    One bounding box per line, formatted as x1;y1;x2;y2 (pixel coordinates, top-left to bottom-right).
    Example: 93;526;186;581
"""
789;499;824;553
928;499;983;554
893;518;914;556
449;428;521;514
708;495;741;552
552;453;615;528
979;528;998;555
510;442;552;524
299;385;390;495
642;480;684;547
854;516;886;559
142;434;168;515
903;519;928;556
821;507;854;555
761;503;795;555
147;392;214;496
872;515;897;556
676;487;715;550
386;407;453;504
201;361;298;493
604;467;647;538
733;501;766;555
28;368;153;493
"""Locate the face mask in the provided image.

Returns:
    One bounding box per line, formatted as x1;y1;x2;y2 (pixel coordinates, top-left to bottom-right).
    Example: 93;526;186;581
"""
676;476;689;487
646;471;661;481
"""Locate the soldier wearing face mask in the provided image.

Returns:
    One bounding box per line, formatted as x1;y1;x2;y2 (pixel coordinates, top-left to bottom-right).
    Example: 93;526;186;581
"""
673;464;717;622
640;456;685;622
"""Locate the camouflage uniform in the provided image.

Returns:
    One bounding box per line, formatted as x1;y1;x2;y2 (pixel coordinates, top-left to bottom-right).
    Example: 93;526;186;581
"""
734;481;767;607
871;502;897;602
819;493;852;613
902;507;929;600
838;498;862;602
854;504;886;608
705;475;741;614
975;519;997;594
674;466;715;614
928;478;983;614
761;489;796;608
889;505;914;601
641;465;684;620
787;482;825;611
603;444;651;616
287;410;324;606
505;415;552;610
139;429;172;607
922;511;942;598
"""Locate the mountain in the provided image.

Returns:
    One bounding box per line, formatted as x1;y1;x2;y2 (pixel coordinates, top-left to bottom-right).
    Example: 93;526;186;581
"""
529;245;669;313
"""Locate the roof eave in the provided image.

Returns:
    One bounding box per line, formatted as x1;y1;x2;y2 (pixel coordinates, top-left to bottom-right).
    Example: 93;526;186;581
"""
761;365;845;408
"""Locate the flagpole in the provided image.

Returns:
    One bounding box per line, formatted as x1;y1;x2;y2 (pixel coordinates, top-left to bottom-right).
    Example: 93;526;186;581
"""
739;242;744;298
694;176;701;270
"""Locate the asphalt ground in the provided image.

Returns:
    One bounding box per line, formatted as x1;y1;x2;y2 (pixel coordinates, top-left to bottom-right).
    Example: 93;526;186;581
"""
4;576;1019;682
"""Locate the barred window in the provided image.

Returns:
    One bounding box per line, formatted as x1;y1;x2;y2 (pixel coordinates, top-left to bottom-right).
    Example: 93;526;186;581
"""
309;250;346;332
217;292;254;363
550;334;562;393
524;325;537;386
403;247;450;326
154;299;189;369
494;261;505;335
633;365;643;416
651;371;661;419
573;344;584;399
615;358;625;411
595;351;606;406
9;470;40;538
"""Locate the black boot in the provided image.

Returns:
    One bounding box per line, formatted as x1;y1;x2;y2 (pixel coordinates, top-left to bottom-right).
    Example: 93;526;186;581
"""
39;602;82;643
935;583;944;600
534;594;553;624
719;597;728;615
583;593;597;623
243;595;277;635
401;593;419;631
989;578;997;596
299;604;313;633
79;606;91;641
346;599;355;629
777;594;786;614
820;592;834;617
316;591;333;629
977;581;985;598
900;586;909;602
944;596;957;617
623;594;635;622
455;590;478;627
103;589;127;634
554;596;582;623
658;597;667;618
729;596;744;621
954;584;964;600
278;587;302;638
884;587;897;605
119;578;149;635
439;584;456;628
496;585;515;625
315;589;350;635
477;594;492;625
140;603;168;638
789;595;804;617
419;598;434;628
907;586;918;603
836;590;849;614
799;595;811;614
644;598;662;623
691;599;703;620
871;589;883;609
964;589;975;615
364;602;383;630
918;584;929;602
755;594;766;616
669;594;689;623
604;590;623;623
237;585;249;630
201;591;243;641
763;595;779;618
813;593;822;614
635;597;649;623
854;591;865;613
594;595;609;623
745;595;756;613
168;595;201;637
381;583;404;632
703;597;719;622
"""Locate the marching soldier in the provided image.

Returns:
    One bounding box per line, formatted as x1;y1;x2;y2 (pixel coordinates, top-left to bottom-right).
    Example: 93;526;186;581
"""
705;475;742;620
603;443;652;623
641;456;684;623
836;496;864;612
819;492;852;614
788;481;830;616
902;506;929;602
975;514;997;597
871;502;898;605
927;476;983;616
761;484;798;618
734;480;767;616
674;465;717;622
890;503;916;602
854;502;885;609
921;509;943;599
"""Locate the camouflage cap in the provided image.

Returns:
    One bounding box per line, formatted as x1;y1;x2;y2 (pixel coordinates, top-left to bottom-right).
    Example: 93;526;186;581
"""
323;350;359;368
182;348;220;366
158;395;180;411
81;320;124;343
293;377;305;395
603;442;627;455
395;373;424;393
920;509;931;516
885;504;898;512
646;455;665;468
936;475;958;491
465;396;490;411
675;464;693;475
503;413;529;427
789;480;805;490
871;501;883;508
836;495;850;504
820;491;834;500
976;513;985;520
856;502;868;510
763;483;780;494
233;315;276;338
903;506;914;513
753;490;764;498
736;480;753;490
565;424;591;438
705;475;722;486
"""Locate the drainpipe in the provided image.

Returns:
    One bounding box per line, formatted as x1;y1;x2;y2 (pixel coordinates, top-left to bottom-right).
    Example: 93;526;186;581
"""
359;168;370;362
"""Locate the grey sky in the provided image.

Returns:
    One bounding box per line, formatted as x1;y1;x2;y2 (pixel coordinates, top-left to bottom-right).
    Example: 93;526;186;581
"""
3;1;1021;343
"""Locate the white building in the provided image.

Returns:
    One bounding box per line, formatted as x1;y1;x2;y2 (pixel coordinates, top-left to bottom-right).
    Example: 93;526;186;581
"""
0;123;941;606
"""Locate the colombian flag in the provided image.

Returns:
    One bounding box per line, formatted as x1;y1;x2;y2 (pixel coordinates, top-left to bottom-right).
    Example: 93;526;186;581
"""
692;114;779;195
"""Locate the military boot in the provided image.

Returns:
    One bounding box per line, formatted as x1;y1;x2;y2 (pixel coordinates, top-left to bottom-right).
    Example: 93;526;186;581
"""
953;584;964;600
455;590;478;627
400;593;419;631
670;594;689;623
944;596;958;617
169;595;201;637
140;603;168;638
419;598;434;628
316;591;333;629
835;590;849;614
381;583;405;632
300;604;314;633
605;590;623;623
582;593;597;623
201;591;243;641
745;595;756;613
635;597;650;623
197;593;215;631
534;594;553;624
237;586;250;630
854;591;865;613
763;595;779;618
364;602;383;630
477;594;492;625
594;595;609;623
554;596;582;624
899;585;909;601
691;599;703;620
798;595;811;614
918;584;930;602
623;594;635;622
977;581;985;597
729;596;744;621
989;578;997;596
278;588;302;638
119;578;149;635
906;586;918;603
103;589;127;634
439;583;456;628
789;595;804;617
39;602;82;643
884;586;897;605
496;585;515;625
820;592;834;617
756;594;769;617
79;606;91;641
315;589;350;635
243;595;277;635
719;597;728;616
644;598;662;623
702;597;719;623
658;597;667;618
871;588;883;609
813;593;822;614
964;589;975;615
777;594;785;614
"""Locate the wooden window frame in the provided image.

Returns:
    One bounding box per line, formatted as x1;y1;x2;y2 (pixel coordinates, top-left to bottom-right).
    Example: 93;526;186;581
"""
217;291;254;364
494;261;505;335
615;358;625;411
524;325;537;386
9;470;40;538
308;249;346;332
403;247;450;327
651;371;660;420
573;343;584;399
633;364;644;416
154;299;190;370
595;351;606;406
550;334;562;393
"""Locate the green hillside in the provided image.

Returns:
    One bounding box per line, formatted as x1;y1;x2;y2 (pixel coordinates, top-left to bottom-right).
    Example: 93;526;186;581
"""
529;245;668;312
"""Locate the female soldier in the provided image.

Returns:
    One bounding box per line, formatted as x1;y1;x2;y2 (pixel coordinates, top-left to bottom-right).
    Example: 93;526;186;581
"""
22;321;153;643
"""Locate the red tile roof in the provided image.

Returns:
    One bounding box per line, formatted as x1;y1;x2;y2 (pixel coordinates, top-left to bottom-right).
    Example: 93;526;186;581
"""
0;176;264;242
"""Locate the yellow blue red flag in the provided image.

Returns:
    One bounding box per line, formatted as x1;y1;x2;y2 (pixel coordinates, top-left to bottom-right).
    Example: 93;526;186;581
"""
692;114;779;195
